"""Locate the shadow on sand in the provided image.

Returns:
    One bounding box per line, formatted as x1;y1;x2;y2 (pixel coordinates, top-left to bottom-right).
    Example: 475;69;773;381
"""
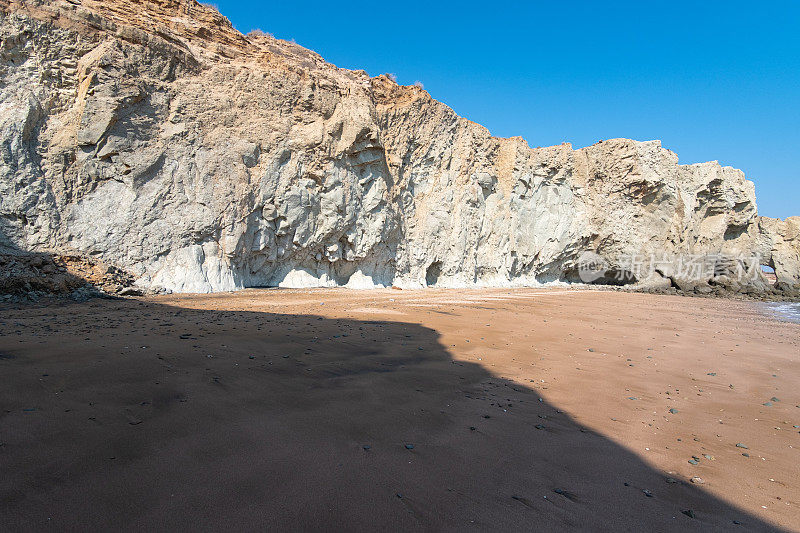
0;295;786;532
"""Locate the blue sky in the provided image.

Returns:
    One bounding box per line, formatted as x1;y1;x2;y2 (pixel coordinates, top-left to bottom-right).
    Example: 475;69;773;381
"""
211;1;799;219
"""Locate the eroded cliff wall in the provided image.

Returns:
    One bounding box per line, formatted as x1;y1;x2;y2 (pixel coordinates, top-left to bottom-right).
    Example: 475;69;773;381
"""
1;0;797;294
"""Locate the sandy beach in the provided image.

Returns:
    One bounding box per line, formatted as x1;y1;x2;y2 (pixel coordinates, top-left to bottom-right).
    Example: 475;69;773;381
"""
1;288;798;531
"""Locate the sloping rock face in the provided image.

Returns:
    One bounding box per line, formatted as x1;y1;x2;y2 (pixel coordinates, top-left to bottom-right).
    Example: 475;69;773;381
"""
1;0;798;294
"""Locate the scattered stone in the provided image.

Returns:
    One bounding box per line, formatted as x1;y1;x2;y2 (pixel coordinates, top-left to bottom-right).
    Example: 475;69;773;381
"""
735;443;748;449
404;444;414;450
119;287;143;296
681;509;696;519
690;477;704;484
553;488;578;501
669;408;679;414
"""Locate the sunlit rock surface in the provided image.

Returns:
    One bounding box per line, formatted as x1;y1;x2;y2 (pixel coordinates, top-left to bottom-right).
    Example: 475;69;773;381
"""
1;0;797;293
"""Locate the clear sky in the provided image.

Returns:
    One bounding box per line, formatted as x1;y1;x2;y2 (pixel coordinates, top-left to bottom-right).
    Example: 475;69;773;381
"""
211;1;799;219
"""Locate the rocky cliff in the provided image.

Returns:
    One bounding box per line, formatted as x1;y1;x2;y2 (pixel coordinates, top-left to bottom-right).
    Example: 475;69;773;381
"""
1;0;798;294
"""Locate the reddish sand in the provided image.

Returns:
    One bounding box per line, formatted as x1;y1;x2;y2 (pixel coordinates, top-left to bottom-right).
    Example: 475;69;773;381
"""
1;288;798;531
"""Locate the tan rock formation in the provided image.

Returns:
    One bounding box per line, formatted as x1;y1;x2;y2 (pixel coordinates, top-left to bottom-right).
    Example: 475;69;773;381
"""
0;0;797;293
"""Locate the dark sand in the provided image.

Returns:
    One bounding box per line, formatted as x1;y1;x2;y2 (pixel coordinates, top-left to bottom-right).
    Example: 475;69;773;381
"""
1;288;798;531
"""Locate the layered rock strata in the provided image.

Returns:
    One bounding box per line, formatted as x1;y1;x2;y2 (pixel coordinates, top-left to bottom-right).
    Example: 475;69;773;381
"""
1;0;797;294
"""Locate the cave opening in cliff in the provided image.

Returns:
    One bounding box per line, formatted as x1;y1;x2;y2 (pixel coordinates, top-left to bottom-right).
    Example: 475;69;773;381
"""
762;264;777;285
560;267;638;286
585;268;639;286
426;261;442;287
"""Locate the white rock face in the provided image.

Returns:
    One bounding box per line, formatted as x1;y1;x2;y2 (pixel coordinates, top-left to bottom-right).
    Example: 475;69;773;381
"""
0;0;797;293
